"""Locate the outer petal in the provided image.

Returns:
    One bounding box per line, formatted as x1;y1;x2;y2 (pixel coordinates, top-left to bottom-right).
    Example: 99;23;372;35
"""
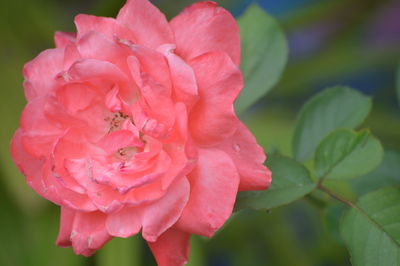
170;1;240;65
70;211;111;256
217;121;272;191
148;228;190;266
116;0;173;48
56;206;76;247
142;177;190;242
23;48;65;102
176;148;239;237
189;52;242;145
106;206;142;238
54;31;76;48
74;14;136;42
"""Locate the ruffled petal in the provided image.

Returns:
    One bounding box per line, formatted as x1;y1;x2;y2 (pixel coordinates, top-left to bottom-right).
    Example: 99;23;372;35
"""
70;211;111;256
23;48;66;102
148;228;190;266
170;1;240;65
116;0;173;48
188;52;242;145
106;206;142;238
176;148;239;237
54;31;76;48
74;14;136;42
142;177;190;242
158;44;198;110
217;121;272;191
56;206;76;247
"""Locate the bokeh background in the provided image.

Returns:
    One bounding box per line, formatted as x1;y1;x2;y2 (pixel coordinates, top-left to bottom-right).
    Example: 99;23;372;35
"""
1;0;399;265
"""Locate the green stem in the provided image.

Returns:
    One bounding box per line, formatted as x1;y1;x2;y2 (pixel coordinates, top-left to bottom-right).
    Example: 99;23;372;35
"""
317;183;356;209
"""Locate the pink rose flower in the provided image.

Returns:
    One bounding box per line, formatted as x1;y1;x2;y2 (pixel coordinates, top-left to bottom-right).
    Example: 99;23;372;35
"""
11;0;271;264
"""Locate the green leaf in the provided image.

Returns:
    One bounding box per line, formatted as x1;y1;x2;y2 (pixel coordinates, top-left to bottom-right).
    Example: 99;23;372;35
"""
235;154;315;211
340;187;400;266
292;86;372;162
351;149;400;196
315;129;383;180
235;4;288;114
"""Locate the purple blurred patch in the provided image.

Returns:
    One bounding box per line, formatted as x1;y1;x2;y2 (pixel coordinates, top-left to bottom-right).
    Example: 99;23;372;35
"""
366;0;400;48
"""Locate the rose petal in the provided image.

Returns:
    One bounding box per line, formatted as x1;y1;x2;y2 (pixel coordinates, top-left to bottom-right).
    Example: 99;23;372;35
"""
142;177;190;242
116;0;173;48
217;121;272;191
106;206;142;238
176;148;239;237
54;31;76;48
158;44;198;110
56;206;76;247
23;48;66;102
74;14;136;42
147;228;190;266
70;211;111;256
189;51;242;145
170;1;240;65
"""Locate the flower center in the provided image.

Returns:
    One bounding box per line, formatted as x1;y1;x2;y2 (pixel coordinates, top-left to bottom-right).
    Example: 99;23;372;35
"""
108;111;129;132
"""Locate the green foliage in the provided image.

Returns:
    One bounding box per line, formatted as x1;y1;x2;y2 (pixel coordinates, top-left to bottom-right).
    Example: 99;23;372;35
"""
315;129;383;180
341;187;400;266
351;150;400;196
292;86;372;162
235;4;288;114
235;154;315;211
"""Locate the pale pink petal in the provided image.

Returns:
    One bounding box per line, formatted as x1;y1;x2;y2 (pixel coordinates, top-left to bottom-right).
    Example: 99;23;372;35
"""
106;206;142;238
217;121;272;191
54;31;76;48
142;177;190;242
170;1;240;65
116;0;173;48
189;52;242;145
148;228;190;266
176;148;239;237
56;207;76;247
71;211;111;256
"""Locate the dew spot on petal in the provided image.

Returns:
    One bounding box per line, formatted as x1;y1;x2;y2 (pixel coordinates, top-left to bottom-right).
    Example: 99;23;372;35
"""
233;144;241;152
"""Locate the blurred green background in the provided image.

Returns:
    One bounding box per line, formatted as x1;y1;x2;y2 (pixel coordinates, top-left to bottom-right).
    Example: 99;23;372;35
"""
1;0;399;265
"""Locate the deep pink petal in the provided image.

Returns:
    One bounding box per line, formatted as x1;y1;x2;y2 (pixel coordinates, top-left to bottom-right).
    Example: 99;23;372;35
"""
116;0;173;48
170;1;240;65
176;148;239;237
56;206;76;247
54;31;76;48
142;177;190;242
188;52;242;145
148;228;190;266
70;211;111;256
217;121;272;191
